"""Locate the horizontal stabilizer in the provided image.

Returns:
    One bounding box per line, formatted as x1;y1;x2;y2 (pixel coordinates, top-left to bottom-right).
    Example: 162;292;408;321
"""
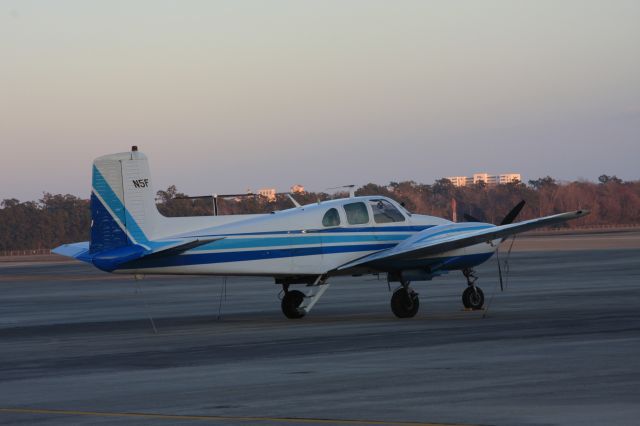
52;242;91;263
53;237;223;271
92;244;147;271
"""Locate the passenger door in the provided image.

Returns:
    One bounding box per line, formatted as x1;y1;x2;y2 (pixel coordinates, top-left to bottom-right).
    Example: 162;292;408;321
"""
290;215;323;274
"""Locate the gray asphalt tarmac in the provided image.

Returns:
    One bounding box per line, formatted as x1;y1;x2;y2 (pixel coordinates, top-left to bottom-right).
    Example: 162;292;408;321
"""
1;248;639;425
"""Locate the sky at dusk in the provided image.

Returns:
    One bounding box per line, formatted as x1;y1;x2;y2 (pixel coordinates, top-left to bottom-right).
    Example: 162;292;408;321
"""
1;0;639;201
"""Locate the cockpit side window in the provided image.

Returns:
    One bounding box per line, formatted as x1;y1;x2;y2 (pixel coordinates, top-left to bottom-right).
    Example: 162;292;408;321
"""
344;202;369;225
370;199;405;223
322;208;341;227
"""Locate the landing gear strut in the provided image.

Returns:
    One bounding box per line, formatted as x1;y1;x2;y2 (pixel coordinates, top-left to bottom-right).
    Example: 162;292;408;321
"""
390;281;420;318
280;277;330;319
462;268;484;310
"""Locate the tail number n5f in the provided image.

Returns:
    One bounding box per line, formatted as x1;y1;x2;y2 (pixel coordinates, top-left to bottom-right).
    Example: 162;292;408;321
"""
132;179;149;188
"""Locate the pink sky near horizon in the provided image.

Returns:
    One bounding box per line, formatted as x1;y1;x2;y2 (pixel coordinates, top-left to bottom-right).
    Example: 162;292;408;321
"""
1;0;639;201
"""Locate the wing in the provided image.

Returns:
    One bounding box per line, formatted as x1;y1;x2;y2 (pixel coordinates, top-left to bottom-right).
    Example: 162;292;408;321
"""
337;209;589;271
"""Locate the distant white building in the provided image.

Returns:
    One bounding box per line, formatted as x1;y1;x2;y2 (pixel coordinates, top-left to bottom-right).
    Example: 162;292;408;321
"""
290;184;305;194
446;173;521;187
498;173;521;184
257;188;277;202
446;176;471;187
473;173;494;185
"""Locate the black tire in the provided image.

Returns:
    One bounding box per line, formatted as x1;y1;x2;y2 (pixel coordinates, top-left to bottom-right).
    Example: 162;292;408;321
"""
462;286;484;310
390;287;420;318
281;290;306;319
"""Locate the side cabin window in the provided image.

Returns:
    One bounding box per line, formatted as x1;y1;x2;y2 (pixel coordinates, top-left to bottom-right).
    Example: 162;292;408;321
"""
344;202;369;225
322;208;341;227
370;199;405;223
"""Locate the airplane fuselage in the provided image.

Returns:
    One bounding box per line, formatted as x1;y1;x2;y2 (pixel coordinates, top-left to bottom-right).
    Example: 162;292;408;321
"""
117;197;498;278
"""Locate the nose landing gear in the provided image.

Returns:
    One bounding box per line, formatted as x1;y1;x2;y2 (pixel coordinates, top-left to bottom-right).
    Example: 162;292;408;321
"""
462;268;485;310
462;286;485;310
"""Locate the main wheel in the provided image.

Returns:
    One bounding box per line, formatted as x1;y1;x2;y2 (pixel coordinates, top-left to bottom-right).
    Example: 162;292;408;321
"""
462;286;484;310
281;290;306;319
390;287;420;318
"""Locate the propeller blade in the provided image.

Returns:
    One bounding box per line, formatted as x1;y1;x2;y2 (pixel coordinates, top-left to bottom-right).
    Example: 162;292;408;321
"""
463;213;481;222
496;249;504;292
500;200;526;226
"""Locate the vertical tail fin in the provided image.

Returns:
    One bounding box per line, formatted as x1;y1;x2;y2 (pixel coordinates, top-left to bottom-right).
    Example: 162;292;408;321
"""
90;147;161;254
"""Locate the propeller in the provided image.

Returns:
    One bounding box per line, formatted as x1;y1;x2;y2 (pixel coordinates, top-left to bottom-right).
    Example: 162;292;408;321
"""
500;200;526;225
462;200;525;294
500;200;526;242
496;248;504;291
481;201;525;318
462;200;525;225
496;202;523;294
463;213;481;222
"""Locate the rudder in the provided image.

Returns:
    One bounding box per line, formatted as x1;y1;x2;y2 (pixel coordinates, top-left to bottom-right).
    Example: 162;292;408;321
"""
90;147;160;254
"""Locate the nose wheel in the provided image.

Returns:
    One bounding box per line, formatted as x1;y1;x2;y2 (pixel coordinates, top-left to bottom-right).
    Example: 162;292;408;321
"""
390;284;420;318
462;268;485;310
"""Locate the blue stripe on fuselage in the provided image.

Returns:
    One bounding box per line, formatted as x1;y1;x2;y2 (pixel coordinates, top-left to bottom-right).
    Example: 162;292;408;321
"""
121;243;398;269
192;234;412;251
190;225;434;239
119;245;493;271
117;223;497;271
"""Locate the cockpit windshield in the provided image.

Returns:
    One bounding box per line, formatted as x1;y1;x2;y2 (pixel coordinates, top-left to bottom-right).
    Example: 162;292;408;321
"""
369;199;405;223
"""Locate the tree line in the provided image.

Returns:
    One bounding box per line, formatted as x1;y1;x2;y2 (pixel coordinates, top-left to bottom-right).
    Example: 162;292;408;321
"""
1;175;638;251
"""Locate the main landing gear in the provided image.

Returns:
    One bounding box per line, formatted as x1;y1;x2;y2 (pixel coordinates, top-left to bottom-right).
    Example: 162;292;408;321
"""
462;268;484;310
280;276;330;319
390;281;420;318
281;289;306;319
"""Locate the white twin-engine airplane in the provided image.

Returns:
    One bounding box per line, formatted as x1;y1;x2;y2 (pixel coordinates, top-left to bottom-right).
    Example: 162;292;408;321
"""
54;148;589;319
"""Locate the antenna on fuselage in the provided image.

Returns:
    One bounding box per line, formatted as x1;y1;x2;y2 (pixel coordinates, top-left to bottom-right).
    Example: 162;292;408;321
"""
327;184;356;198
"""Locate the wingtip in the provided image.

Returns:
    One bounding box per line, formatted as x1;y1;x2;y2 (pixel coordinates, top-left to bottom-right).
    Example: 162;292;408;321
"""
51;244;71;256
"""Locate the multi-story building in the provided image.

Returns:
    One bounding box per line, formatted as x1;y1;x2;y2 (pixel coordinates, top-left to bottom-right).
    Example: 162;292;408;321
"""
498;173;521;184
445;176;472;187
473;173;493;185
257;188;277;202
446;173;521;187
290;184;305;194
